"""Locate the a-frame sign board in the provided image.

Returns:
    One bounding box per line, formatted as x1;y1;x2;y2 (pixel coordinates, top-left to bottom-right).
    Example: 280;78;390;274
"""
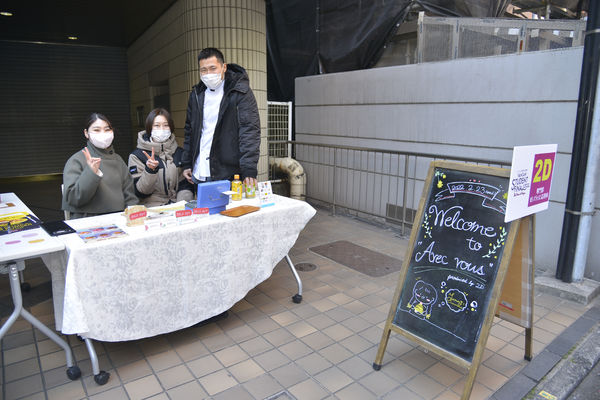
373;161;529;400
496;213;535;361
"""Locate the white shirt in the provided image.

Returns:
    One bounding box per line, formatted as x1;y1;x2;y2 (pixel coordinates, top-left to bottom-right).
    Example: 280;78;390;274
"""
193;81;224;181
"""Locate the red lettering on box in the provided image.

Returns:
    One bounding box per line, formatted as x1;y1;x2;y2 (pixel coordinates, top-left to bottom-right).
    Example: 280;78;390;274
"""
176;209;192;218
130;211;147;220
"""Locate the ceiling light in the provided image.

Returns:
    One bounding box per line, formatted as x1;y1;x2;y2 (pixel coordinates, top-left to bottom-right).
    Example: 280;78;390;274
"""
68;36;78;40
0;11;13;17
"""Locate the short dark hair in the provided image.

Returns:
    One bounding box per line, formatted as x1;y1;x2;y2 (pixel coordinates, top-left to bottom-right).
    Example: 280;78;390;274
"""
145;108;174;135
198;47;225;64
85;113;112;130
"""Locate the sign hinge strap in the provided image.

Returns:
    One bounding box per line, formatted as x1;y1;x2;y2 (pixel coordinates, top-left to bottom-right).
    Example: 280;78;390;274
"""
565;208;596;216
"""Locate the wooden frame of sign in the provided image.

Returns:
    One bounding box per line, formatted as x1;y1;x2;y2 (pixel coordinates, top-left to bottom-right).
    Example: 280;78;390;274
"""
373;161;521;400
496;214;535;360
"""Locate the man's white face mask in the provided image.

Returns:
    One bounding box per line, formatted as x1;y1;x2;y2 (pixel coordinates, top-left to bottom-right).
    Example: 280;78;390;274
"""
201;73;222;90
199;56;226;90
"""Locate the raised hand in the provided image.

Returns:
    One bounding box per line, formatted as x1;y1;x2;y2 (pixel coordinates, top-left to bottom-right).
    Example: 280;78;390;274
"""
143;147;159;170
82;147;101;174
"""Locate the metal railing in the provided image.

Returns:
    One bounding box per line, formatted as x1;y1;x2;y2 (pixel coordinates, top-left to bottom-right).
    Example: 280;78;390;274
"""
272;140;510;235
267;101;293;159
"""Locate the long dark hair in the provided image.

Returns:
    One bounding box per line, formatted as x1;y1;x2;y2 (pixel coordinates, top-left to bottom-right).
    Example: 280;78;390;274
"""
85;113;112;130
145;108;174;135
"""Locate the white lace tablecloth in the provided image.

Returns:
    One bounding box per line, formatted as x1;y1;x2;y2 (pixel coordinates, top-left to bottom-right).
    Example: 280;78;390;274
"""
42;195;315;341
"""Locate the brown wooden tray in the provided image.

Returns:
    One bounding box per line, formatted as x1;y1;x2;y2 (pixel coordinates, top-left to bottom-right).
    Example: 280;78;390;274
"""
220;205;260;217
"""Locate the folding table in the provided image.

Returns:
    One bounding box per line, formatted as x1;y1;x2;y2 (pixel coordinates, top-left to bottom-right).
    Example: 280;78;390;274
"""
0;193;81;382
42;194;315;385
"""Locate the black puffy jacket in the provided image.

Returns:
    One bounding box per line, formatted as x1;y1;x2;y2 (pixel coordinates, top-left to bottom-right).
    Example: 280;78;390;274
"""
181;63;260;181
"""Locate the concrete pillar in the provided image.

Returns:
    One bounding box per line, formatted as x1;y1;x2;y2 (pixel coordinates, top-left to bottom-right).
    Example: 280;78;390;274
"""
128;0;268;181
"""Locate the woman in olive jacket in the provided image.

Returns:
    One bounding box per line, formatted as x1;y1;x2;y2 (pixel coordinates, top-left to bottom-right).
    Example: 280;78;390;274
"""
62;113;137;219
128;108;193;207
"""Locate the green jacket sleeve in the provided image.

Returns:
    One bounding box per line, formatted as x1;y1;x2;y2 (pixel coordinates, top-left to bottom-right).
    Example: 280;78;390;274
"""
63;153;102;208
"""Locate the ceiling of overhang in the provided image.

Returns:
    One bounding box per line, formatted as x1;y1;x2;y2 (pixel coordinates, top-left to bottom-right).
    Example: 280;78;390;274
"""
0;0;178;47
0;1;587;48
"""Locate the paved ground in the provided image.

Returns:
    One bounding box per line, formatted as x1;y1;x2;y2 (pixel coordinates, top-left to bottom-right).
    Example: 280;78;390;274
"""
1;180;599;399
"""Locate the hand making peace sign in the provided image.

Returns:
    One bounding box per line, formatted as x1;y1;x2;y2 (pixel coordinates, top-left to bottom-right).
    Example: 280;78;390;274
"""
143;147;159;170
82;147;101;174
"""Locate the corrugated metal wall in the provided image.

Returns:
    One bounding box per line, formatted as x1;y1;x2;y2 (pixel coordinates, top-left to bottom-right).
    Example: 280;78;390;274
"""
0;41;132;178
294;47;594;275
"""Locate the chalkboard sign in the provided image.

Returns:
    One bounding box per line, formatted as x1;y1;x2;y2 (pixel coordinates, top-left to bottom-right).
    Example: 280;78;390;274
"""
393;164;514;361
375;162;521;373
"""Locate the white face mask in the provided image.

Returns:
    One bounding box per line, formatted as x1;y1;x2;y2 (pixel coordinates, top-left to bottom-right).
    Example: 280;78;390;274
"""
89;131;114;149
151;129;171;143
201;73;222;90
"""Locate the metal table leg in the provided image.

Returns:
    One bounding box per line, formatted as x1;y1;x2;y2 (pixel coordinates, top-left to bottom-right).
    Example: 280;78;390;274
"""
0;261;81;381
285;255;303;303
18;269;31;291
82;337;110;385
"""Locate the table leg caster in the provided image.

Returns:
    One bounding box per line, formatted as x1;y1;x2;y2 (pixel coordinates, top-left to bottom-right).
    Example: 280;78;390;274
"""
372;363;382;371
66;366;81;380
94;371;110;385
292;294;302;304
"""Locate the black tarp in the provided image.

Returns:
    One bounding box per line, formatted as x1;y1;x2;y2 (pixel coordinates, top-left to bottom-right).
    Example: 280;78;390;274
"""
267;0;524;101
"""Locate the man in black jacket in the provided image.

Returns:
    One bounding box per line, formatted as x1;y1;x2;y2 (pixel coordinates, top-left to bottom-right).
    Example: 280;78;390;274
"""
182;48;260;188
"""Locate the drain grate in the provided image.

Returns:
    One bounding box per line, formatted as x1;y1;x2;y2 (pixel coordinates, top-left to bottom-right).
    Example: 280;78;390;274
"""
295;262;317;272
310;240;403;277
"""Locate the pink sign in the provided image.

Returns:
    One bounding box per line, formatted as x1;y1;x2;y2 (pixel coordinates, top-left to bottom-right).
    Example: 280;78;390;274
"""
176;209;192;218
129;210;147;220
528;152;555;207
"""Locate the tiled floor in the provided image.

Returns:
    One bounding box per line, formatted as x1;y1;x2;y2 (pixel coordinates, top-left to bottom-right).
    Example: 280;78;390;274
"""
1;208;596;400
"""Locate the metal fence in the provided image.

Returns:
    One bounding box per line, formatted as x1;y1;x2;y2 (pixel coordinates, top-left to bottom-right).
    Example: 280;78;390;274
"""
267;101;292;158
376;12;585;67
417;12;585;63
265;105;511;236
283;141;510;235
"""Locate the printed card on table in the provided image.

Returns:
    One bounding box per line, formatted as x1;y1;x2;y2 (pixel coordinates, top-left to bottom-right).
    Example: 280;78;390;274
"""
76;225;128;243
257;181;275;207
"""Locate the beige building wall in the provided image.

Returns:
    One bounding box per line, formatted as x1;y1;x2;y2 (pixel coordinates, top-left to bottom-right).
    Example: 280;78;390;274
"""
127;0;268;181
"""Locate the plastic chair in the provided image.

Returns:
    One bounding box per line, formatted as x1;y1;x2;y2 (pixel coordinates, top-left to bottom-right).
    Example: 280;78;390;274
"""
61;184;71;220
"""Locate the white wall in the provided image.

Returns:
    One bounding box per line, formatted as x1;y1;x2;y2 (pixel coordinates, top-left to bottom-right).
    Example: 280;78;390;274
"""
295;47;600;279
